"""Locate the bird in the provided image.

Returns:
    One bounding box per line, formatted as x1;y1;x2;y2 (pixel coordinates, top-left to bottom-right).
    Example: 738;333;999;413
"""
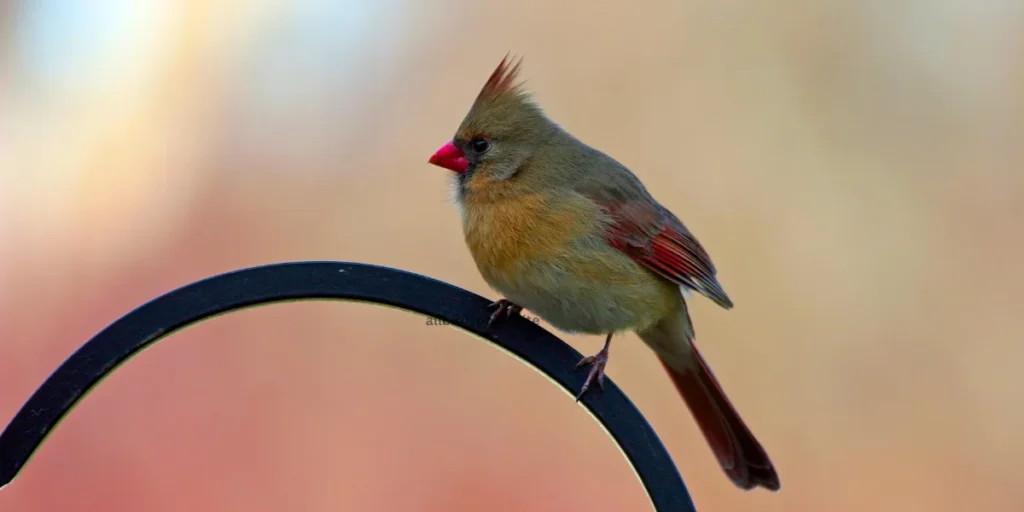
426;55;780;492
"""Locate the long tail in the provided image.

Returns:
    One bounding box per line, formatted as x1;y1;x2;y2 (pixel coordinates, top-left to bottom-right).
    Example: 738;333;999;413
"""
637;305;780;491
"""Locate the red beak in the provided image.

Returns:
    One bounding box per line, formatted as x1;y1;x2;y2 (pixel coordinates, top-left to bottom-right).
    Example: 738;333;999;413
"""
428;140;469;173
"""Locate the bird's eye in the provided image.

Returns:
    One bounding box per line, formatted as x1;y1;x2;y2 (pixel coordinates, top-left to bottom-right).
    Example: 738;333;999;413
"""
470;137;490;153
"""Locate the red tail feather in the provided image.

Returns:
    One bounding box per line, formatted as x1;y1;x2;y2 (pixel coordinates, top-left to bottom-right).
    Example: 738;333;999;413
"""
659;345;780;491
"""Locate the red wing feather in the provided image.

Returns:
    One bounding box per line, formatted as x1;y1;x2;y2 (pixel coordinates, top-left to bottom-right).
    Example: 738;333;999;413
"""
603;201;734;309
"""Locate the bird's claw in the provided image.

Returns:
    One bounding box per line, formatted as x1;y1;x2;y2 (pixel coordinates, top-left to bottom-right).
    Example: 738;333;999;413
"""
574;351;609;402
486;299;522;329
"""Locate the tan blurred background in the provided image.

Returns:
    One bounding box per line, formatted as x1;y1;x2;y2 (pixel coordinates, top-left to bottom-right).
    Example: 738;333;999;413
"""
1;0;1023;510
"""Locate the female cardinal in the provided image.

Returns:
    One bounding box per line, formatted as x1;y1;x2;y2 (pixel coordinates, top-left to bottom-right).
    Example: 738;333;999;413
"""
427;56;780;492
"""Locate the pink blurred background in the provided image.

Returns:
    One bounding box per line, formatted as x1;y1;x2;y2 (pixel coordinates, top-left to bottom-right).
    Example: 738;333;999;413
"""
2;1;1023;510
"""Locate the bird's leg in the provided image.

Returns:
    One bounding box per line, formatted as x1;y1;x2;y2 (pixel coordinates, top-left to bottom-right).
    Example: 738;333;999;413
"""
486;298;523;329
575;333;613;402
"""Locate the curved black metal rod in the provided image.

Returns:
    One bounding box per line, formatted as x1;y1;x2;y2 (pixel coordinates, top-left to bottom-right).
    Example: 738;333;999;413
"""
0;261;697;511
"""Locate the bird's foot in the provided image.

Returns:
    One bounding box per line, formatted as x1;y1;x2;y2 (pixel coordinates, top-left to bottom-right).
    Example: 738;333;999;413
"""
575;334;613;402
486;299;523;329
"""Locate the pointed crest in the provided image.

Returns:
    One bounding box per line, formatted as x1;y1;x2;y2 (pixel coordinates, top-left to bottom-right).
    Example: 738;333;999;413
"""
474;53;525;103
455;53;545;141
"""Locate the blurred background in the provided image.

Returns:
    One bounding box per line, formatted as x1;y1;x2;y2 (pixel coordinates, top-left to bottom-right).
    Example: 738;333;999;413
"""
1;0;1022;510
